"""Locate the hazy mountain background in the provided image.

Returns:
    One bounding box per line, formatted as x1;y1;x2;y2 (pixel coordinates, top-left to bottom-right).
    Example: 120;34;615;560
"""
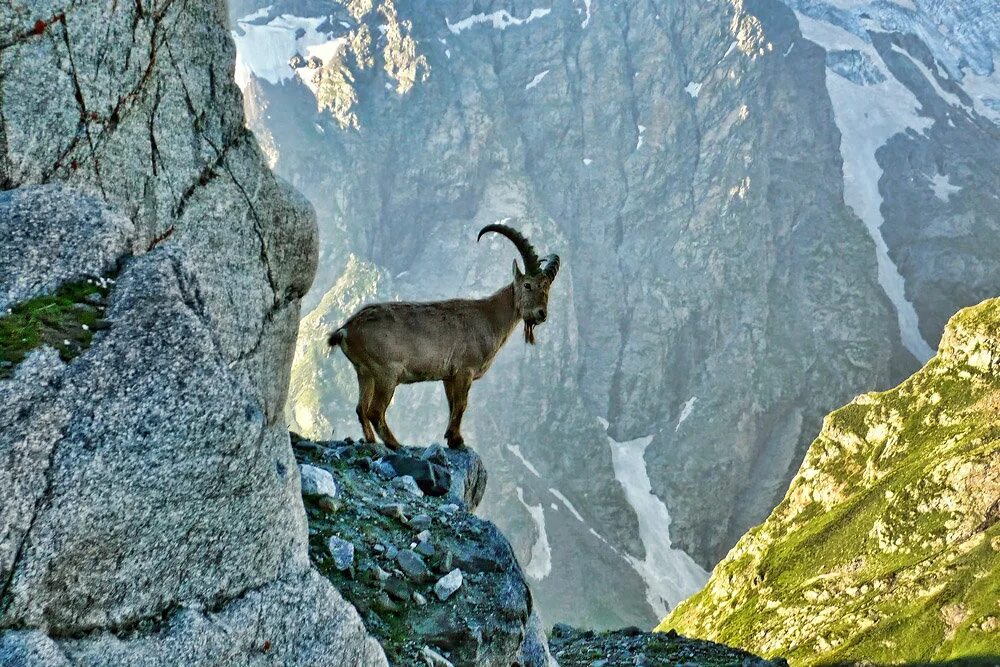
228;0;1000;629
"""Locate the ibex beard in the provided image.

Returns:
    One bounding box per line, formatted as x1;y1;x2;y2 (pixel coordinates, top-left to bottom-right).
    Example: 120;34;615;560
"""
328;223;561;450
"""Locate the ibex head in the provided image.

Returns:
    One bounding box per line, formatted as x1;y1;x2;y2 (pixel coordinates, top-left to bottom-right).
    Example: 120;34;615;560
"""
478;223;561;345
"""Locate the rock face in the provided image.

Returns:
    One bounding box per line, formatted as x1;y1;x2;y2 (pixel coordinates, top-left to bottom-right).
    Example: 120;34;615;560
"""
662;298;1000;663
0;2;383;665
291;436;553;667
232;0;1000;627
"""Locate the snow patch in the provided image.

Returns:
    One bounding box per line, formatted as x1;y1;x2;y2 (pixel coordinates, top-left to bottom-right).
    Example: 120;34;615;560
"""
506;444;541;478
579;0;592;29
582;158;593;166
605;430;708;616
549;488;585;522
675;396;698;431
797;12;936;362
516;487;552;580
233;13;328;88
685;81;703;98
928;172;962;202
525;69;550;90
635;124;646;150
446;8;551;35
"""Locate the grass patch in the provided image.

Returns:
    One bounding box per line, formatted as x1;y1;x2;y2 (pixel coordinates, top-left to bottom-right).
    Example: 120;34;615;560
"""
0;276;113;379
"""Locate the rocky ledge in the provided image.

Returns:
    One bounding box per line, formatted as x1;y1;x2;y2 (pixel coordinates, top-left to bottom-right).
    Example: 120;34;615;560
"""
547;625;783;667
290;434;553;667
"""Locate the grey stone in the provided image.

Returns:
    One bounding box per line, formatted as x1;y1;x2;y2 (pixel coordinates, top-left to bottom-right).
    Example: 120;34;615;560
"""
328;536;355;571
410;513;433;530
421;443;449;465
373;459;397;479
421;646;455;667
395;549;428;579
416;540;436;557
392;475;424;497
299;464;337;499
384;453;452;496
433;569;463;602
383;576;410;602
378;503;408;522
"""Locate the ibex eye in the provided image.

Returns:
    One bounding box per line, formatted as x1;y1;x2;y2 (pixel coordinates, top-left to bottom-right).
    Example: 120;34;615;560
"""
524;284;532;290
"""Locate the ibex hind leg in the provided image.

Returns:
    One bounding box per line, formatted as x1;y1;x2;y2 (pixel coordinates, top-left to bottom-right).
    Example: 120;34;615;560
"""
370;382;402;451
356;373;377;443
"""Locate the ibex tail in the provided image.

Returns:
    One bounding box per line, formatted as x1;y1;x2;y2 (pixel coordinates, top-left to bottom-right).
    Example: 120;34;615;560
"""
328;328;347;349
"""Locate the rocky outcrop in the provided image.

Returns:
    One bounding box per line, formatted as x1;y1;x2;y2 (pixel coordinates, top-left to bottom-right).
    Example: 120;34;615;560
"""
1;2;383;664
291;435;553;667
548;624;782;667
661;298;1000;663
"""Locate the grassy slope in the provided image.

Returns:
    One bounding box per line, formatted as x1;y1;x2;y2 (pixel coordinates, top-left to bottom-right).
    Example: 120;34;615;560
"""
659;299;1000;664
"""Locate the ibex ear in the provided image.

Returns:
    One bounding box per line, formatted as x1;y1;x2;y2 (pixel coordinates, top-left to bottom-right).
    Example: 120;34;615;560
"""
512;259;524;280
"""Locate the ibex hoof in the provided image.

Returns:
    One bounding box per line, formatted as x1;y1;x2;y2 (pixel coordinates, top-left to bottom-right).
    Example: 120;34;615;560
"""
446;436;466;450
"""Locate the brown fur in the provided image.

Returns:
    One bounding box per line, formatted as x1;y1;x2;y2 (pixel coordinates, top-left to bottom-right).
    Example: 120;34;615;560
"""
330;266;554;450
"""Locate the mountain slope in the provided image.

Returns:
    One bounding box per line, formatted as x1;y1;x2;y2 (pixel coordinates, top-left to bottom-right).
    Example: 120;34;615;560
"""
231;0;1000;627
660;298;1000;662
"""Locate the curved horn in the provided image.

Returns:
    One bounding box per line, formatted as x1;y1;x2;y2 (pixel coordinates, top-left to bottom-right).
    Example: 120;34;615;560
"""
541;253;560;280
477;223;541;274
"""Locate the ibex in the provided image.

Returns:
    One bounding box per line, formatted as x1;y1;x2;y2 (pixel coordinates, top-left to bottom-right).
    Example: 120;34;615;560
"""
328;224;560;450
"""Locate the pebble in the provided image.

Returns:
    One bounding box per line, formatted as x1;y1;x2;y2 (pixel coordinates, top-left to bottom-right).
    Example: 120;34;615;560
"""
327;536;354;571
434;568;463;601
416;540;436;557
378;504;408;522
373;459;397;479
299;464;337;499
439;504;460;516
421;646;454;667
392;475;424;497
385;545;399;560
410;513;433;530
416;530;432;542
374;591;400;613
413;591;427;606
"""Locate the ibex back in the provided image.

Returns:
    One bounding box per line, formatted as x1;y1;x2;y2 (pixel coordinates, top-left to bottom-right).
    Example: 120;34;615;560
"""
328;224;561;450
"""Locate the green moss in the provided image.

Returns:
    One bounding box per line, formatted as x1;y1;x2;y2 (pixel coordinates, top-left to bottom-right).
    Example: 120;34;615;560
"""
0;277;112;379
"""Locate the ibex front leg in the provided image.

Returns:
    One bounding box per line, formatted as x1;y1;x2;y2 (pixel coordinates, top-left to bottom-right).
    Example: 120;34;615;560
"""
443;373;473;449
